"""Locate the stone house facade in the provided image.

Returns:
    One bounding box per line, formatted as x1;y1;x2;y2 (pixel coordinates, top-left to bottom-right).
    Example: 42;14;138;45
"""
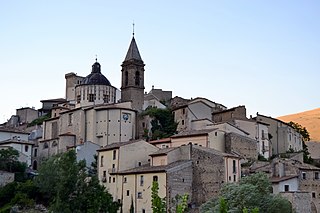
225;132;258;160
98;142;240;212
255;113;303;154
234;119;271;158
173;97;226;132
212;105;247;124
251;157;320;212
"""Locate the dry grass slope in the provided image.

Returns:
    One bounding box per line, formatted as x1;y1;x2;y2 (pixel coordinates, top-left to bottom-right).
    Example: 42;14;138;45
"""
277;108;320;142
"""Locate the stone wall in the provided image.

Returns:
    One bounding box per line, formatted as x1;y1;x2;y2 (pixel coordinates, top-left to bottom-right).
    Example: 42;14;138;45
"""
212;106;247;123
281;191;313;213
225;132;258;160
190;147;225;209
0;171;14;186
167;161;193;211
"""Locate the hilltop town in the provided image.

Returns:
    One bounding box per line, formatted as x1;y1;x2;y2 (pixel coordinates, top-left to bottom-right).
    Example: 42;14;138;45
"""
1;35;319;213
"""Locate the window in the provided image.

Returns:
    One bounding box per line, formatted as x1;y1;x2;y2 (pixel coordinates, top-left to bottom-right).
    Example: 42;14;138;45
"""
113;177;115;183
124;177;127;183
100;156;104;167
215;132;217;136
138;192;142;199
233;160;237;173
182;108;185;114
113;150;117;160
312;192;316;198
142;209;146;213
43;142;48;149
76;95;81;103
284;185;289;192
89;94;95;102
261;130;265;140
233;175;236;182
68;113;73;125
127;190;130;196
135;71;140;86
109;177;111;183
34;148;37;157
138;162;142;166
112;164;115;168
315;172;319;180
153;176;158;182
125;71;128;86
140;175;144;186
181;120;185;125
103;171;106;177
302;172;306;180
25;145;29;152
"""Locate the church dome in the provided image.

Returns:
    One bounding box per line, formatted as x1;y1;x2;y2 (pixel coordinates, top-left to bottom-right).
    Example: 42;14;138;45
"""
82;61;111;86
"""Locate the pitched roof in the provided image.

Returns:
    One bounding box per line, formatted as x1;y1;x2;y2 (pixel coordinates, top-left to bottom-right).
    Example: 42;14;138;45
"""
117;160;192;175
124;37;143;61
97;139;145;152
0;139;34;145
149;137;171;144
149;147;177;156
171;128;217;138
270;175;298;183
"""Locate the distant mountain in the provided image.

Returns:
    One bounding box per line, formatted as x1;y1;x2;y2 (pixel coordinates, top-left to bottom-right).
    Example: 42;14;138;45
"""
277;108;320;142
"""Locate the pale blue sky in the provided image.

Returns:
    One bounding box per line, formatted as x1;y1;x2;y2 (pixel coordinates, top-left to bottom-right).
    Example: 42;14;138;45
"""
1;1;319;123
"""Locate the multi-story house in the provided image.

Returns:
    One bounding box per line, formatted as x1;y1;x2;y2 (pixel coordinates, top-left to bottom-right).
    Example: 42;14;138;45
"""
98;142;240;212
251;155;320;212
234;119;271;158
255;113;303;154
0;138;33;166
173;97;226;132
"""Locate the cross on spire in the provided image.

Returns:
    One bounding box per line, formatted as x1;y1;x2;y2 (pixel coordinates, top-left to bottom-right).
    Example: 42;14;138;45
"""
132;21;135;36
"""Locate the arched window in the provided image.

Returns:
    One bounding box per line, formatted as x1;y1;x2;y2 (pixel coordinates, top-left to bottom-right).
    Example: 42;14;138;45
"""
125;71;128;86
135;71;140;86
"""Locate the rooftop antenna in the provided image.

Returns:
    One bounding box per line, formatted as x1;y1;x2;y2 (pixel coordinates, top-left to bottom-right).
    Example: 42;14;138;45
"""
132;21;135;36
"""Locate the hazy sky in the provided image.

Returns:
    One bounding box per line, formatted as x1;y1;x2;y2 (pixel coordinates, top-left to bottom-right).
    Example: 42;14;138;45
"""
1;1;319;123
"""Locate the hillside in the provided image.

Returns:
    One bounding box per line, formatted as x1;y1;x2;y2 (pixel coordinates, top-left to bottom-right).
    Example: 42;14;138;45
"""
278;108;320;141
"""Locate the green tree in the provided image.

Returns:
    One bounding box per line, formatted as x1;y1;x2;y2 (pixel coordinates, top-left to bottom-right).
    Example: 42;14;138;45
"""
0;147;27;181
141;107;177;140
151;181;166;213
200;173;292;213
173;193;189;213
35;150;120;212
287;121;312;163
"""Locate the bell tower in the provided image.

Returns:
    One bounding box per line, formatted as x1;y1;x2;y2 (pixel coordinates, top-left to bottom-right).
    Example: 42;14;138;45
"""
121;35;145;111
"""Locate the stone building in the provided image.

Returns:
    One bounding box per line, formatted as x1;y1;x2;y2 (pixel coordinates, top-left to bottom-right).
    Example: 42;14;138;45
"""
255;113;303;154
233;119;271;158
121;36;145;111
225;132;258;160
39;102;136;159
0;138;34;166
38;35;147;160
212;105;247;124
172;97;226;132
251;156;320;212
97;142;240;212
